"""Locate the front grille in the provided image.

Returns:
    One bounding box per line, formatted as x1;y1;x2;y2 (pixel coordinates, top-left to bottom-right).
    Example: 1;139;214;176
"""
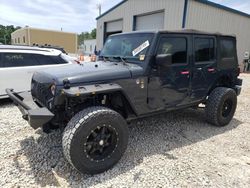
31;80;53;108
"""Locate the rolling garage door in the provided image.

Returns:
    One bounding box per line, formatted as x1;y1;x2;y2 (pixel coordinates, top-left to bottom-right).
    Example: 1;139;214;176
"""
106;20;123;33
104;20;123;42
135;11;164;31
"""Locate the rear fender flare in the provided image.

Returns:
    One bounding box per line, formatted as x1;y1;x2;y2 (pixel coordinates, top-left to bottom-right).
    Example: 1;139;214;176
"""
207;75;233;95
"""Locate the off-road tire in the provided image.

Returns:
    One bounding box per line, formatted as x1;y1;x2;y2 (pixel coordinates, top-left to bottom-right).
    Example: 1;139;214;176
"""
205;87;237;126
42;123;59;133
62;106;128;174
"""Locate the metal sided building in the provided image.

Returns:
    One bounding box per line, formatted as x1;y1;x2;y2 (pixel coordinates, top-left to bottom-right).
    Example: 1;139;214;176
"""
83;39;97;55
96;0;250;64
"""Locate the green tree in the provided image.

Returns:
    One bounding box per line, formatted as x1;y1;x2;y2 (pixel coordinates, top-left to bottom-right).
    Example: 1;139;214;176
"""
78;28;96;45
0;25;21;44
84;32;91;40
78;32;85;45
90;28;96;39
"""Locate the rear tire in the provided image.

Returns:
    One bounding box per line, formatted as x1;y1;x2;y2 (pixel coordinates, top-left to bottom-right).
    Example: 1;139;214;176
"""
62;106;128;174
205;87;237;126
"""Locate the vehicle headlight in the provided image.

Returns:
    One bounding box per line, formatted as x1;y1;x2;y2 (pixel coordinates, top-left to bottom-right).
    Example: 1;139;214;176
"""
50;84;56;96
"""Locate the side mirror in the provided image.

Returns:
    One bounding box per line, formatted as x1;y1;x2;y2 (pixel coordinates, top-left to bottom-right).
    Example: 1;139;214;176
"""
156;54;172;66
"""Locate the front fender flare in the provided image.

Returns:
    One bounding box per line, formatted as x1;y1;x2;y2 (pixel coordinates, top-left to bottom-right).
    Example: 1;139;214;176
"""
62;83;138;115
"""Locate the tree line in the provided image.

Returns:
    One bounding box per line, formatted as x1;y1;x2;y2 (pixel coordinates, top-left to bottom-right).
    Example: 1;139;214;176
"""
78;28;96;45
0;25;21;44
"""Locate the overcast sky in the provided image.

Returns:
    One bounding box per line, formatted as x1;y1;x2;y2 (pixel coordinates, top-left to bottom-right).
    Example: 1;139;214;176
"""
0;0;250;34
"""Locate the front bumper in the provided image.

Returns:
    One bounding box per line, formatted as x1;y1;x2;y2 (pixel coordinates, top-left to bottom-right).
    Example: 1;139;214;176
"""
6;89;54;129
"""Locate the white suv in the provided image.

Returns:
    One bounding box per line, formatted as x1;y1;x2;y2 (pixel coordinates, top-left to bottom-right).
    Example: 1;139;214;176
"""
0;45;75;99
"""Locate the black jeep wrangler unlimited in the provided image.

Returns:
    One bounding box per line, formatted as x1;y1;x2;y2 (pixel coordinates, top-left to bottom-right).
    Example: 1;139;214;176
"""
7;30;242;174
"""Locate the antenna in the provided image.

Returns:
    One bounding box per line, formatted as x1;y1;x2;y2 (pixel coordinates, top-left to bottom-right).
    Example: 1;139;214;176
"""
97;3;102;16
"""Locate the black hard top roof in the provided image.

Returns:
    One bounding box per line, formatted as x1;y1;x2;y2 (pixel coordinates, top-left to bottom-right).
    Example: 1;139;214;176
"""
112;29;236;38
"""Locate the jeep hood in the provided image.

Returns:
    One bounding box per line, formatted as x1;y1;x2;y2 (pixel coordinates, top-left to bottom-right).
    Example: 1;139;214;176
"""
34;61;143;85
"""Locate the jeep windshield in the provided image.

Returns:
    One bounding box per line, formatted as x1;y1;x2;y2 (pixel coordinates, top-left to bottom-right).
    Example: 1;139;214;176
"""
100;33;154;63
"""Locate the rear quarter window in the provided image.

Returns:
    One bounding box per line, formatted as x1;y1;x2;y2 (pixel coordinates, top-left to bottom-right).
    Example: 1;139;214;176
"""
2;53;39;67
219;37;238;69
220;39;235;59
34;54;68;65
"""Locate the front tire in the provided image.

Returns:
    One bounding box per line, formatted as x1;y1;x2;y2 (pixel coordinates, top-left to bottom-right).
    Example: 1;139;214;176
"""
62;106;128;174
205;87;237;126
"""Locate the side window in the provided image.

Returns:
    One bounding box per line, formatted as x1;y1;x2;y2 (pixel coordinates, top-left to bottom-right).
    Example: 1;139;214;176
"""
35;55;56;65
220;39;235;59
157;37;187;64
53;55;68;64
0;53;3;67
195;38;215;62
2;53;38;67
35;54;68;65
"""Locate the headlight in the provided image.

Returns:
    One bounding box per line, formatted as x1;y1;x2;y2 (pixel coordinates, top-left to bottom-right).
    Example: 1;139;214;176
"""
50;84;56;96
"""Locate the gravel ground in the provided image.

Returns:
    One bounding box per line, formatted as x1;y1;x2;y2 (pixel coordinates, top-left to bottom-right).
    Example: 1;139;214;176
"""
0;74;250;188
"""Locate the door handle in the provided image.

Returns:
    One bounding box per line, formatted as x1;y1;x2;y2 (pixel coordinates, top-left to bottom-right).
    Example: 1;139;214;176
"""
180;70;190;75
208;68;216;72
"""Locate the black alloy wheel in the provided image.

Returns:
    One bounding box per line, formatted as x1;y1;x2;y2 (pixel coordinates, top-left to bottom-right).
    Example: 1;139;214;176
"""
221;99;233;118
84;125;118;162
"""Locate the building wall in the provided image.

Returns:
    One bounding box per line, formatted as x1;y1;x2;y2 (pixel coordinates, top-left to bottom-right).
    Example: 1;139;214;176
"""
11;28;78;53
97;0;185;50
11;28;28;45
83;39;96;55
186;0;250;64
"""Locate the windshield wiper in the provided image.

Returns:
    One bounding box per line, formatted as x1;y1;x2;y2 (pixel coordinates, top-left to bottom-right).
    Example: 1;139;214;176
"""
99;55;128;65
111;56;128;65
99;55;109;61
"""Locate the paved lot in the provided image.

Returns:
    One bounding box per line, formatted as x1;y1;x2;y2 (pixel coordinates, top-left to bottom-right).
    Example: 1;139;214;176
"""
0;74;250;187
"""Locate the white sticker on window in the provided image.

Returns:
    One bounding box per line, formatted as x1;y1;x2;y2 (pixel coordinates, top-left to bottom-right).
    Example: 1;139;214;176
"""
132;40;150;56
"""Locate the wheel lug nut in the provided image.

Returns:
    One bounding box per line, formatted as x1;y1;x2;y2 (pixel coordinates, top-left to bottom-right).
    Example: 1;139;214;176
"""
99;140;104;146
